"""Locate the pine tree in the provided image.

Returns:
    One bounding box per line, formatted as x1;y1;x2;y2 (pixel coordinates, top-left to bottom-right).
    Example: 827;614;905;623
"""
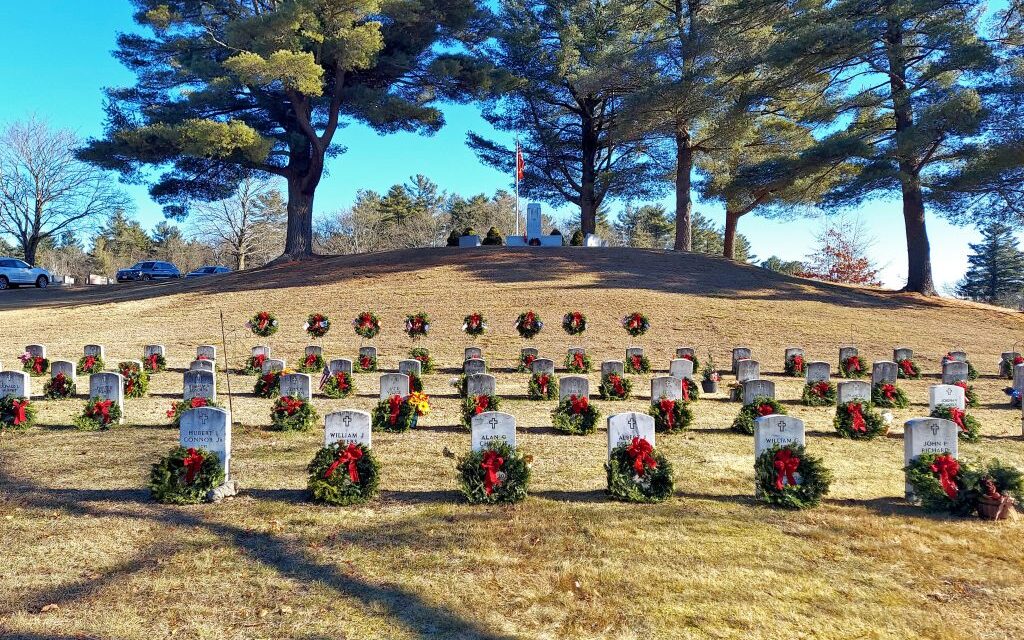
955;223;1024;305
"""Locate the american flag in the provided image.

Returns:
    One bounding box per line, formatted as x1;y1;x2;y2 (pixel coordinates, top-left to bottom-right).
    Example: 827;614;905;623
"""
319;366;331;390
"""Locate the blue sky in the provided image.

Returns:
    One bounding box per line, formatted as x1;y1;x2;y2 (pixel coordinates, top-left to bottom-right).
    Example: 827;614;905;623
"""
0;0;1008;291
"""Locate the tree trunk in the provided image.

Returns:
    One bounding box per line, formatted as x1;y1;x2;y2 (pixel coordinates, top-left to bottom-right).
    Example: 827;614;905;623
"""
282;176;315;259
900;174;935;295
723;209;740;260
580;110;597;236
236;250;246;271
673;127;693;251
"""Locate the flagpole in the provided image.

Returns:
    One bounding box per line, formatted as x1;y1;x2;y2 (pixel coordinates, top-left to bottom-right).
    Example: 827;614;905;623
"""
514;138;521;236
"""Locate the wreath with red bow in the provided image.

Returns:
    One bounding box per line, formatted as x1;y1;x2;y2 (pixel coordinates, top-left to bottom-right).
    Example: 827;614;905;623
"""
930;405;981;442
621;312;650;337
834;400;887;439
599;373;632;400
404;312;431;340
253;370;281;398
952;380;979;408
371;394;418;432
0;395;36;430
462;312;487;337
551;394;600;435
43;372;77;400
74;397;122;431
304;313;331;339
515;310;543;339
839;355;865;378
352;311;381;339
564;350;592;373
896;358;921;379
461;394;501;429
321;371;354;399
19;353;49;377
625;352;651;374
355;352;378;373
244;352;269;375
246;311;279;337
409;347;435;373
606;437;674;503
271;395;318;432
562;311;587;336
517;350;539;372
77;354;104;375
298;351;326;373
871;382;908;409
142;351;167;373
118;361;150;398
754;444;832;509
904;453;974;514
801;380;836;407
648;397;693;433
166;397;221;428
732;396;785;435
784;354;806;377
149;446;225;505
527;373;558;400
307;442;381;506
457;441;531;504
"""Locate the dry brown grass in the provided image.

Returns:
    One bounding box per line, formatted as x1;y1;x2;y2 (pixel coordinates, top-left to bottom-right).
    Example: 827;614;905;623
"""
1;247;1023;640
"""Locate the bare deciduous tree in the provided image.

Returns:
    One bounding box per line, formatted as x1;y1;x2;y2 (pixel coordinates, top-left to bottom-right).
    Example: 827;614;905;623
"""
191;178;286;270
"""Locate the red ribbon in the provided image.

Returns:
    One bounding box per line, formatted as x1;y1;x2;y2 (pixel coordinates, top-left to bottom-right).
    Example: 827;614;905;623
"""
773;449;800;490
847;402;867;432
681;354;694;363
360;355;372;370
388;394;403;425
680;379;690;402
32;357;43;374
324;443;363;483
334;373;350;391
881;384;896;401
573;352;585;369
930;454;960;499
609;374;624;396
537;374;549;396
257;312;270;331
182;448;204;484
626;437;657;475
91;399;113;423
659;398;676;430
571;311;583;328
1015;356;1024;366
846;356;862;372
124;378;135;395
628;314;642;330
953;380;969;398
480;450;504;495
570;394;589;415
474;394;490;415
304;353;318;368
948;408;967;432
757;403;774;416
83;355;96;371
899;359;915;376
631;355;643;370
523;354;536;367
148;353;160;371
812;382;831;398
252;353;266;368
792;354;804;372
11;399;28;425
279;396;304;416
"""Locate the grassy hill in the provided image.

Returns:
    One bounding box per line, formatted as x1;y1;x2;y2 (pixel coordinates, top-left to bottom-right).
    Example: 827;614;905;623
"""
1;247;1023;640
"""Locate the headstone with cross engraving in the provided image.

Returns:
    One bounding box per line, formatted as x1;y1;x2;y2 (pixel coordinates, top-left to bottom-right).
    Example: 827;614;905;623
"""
280;373;312;400
531;358;555;376
601;360;625;378
325;410;372;447
398;359;422;379
559;375;589;401
872;361;898;386
929;385;965;412
742;379;776;405
471;411;516;452
83;344;105;360
180;406;232;477
606;411;655;458
196;345;216;361
465;347;483;361
904;417;958;500
669;358;695;381
89;372;124;423
50;360;76;385
731;347;752;374
0;371;30;399
466;373;497;398
941;360;969;385
754;414;805;457
329;358;352;375
837;380;871;405
736;359;760;383
183;369;216;402
378;373;410;400
464;358;487;375
650;376;682;404
190;359;215;373
805;361;831;384
893;347;913;363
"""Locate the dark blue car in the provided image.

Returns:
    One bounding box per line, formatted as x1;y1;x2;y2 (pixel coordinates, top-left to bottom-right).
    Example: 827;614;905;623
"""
116;261;181;282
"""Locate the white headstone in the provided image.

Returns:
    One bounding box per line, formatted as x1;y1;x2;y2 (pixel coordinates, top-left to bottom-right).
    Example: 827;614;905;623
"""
379;373;410;399
180;406;232;477
839;346;858;365
25;344;46;359
946;350;968;362
464;347;483;361
252;345;271;359
531;358;555;376
941;361;969;385
89;372;124;423
521;347;539;361
183;369;216;402
1015;364;1024;392
625;347;644;361
731;347;752;373
144;344;165;359
754;415;806;458
359;346;377;361
601;360;625;378
324;410;372;448
675;347;696;360
471;411;517;452
466;373;497;397
464;358;487;375
398;359;422;378
904;417;958;500
51;360;76;385
735;359;760;383
190;359;215;373
929;384;966;412
742;379;776;404
559;375;590;401
262;358;286;374
329;359;352;375
784;347;805;361
871;361;898;386
669;358;695;381
305;345;323;358
280;372;313;400
650;376;682;404
606;412;655;458
837;380;871;405
83;344;105;359
196;345;216;361
893;347;913;362
805;361;831;384
0;371;30;399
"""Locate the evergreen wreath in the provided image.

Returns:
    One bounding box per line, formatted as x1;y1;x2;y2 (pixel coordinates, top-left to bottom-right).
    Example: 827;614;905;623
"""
551;394;600;435
271;395;319;432
321;371;354;399
143;351;167;373
905;453;974;514
517;350;538;372
19;353;49;376
931;405;981;442
74;397;121;431
44;373;77;400
371;394;418;432
253;371;282;398
897;358;921;379
408;372;424;393
784;353;806;377
149;446;225;505
677;352;700;372
599;373;632;400
307;442;380;506
404;312;430;339
834;400;887;440
648;397;692;433
754;443;833;509
298;351;326;373
410;347;435;373
527;373;558;400
0;396;36;430
77;354;104;375
1000;354;1024;379
118;361;150;398
355;352;378;373
244;352;268;375
606;437;674;503
622;312;650;337
871;382;909;409
562;310;588;335
246;311;279;337
515;310;543;339
166;397;220;428
952;380;979;408
564;350;592;373
304;312;331;338
732;396;785;435
352;311;381;339
461;394;501;429
839;355;865;378
462;312;486;337
625;352;651;374
680;377;700;402
801;381;836;407
457;441;531;504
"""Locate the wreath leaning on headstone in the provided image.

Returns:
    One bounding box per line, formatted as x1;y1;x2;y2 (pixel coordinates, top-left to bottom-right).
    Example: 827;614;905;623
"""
732;396;785;435
551;394;600;435
253;371;282;398
77;354;104;375
754;443;833;509
648;396;693;433
118;361;150;398
839;355;866;378
517;351;538;373
834;400;887;439
166;397;221;428
0;396;36;430
462;394;501;429
371;395;418;432
905;453;974;515
355;352;378;373
564;350;592;373
43;373;77;399
144;351;167;374
599;373;631;400
74;397;121;431
19;353;49;376
801;380;836;407
243;353;267;375
298;351;326;373
307;442;381;506
270;396;319;432
952;380;979;408
150;446;225;505
528;373;558;400
930;405;981;442
606;437;674;503
625;353;651;374
410;347;435;373
321;371;354;399
784;354;806;377
871;382;908;409
896;358;921;379
457;441;531;504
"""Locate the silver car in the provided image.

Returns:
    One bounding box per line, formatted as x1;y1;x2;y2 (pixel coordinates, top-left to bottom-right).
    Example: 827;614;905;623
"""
0;257;52;290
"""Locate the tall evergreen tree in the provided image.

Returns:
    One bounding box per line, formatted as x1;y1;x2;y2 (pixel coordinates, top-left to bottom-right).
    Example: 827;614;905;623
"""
955;223;1024;304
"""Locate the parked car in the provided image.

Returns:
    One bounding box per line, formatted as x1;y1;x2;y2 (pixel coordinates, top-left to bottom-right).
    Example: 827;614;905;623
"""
186;265;232;278
116;261;181;282
0;258;53;289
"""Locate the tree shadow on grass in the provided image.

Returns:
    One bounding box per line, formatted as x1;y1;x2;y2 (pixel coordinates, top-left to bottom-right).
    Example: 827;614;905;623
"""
532;488;607;504
676;491;754;506
378;489;464;506
826;496;936;519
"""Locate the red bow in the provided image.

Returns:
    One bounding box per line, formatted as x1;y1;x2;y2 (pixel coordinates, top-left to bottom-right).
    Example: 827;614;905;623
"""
571;312;582;327
256;312;270;331
631;355;643;370
846;356;861;372
279;397;304;416
334;373;350;391
626;437;657;475
847;402;866;432
305;353;318;367
881;384;896;401
609;374;624;396
757;403;774;416
124;378;135;395
148;353;160;371
324;443;363;483
360;355;372;370
190;397;208;409
388;394;403;425
32;357;43;374
953;380;968;396
524;311;536;327
480;450;504;496
537;374;550;396
948;408;967;432
570;394;589;415
792;354;804;372
680;379;690;402
83;355;96;371
899;359;915;376
359;315;373;329
91;399;113;423
812;382;831;398
253;353;266;368
523;354;536;367
930;454;960;499
659;398;676;430
773;449;800;490
182;448;204;484
681;354;694;362
628;314;641;329
474;394;490;415
572;352;585;369
11;399;28;425
1015;356;1024;366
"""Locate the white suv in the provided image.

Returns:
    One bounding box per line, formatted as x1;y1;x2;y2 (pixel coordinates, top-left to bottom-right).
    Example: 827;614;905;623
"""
0;258;52;290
